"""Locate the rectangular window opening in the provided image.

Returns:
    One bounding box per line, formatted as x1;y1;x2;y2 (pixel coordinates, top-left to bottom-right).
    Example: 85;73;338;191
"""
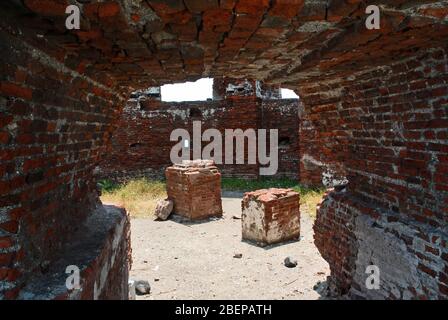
280;88;299;99
161;78;214;102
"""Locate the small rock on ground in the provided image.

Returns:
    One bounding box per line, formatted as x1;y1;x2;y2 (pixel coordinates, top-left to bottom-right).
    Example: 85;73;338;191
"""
135;280;151;295
284;256;298;268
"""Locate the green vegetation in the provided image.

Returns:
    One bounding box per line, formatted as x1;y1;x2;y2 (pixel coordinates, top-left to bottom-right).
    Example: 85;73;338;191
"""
99;177;326;218
98;179;120;192
221;177;304;191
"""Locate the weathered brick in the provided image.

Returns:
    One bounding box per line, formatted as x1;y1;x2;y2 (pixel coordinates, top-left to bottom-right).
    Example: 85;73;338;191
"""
165;160;222;220
0;237;14;249
0;82;32;100
23;0;68;16
242;188;300;246
98;1;121;18
184;0;218;13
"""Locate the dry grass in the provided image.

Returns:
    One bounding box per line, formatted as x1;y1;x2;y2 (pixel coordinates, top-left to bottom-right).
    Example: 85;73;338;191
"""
100;178;166;218
99;177;326;219
298;189;326;218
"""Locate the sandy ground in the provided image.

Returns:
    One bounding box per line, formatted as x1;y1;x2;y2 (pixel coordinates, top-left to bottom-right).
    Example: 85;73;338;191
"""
129;192;330;300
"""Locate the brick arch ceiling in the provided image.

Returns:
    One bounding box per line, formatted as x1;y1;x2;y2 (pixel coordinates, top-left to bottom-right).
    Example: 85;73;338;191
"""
5;0;448;96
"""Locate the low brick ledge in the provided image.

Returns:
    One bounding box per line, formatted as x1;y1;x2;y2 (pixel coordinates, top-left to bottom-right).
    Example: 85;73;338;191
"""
18;205;131;300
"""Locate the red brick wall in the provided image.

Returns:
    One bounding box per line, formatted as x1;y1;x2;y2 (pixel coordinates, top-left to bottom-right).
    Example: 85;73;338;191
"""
304;48;448;299
100;95;300;181
261;99;300;179
0;22;124;299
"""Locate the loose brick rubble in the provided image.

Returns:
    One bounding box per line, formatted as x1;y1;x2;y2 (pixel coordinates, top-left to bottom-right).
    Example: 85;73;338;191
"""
166;160;223;220
242;188;300;246
0;0;447;299
154;199;174;221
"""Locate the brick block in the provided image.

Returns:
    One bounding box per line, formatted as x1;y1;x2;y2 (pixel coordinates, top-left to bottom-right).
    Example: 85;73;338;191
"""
242;188;300;246
166;160;223;220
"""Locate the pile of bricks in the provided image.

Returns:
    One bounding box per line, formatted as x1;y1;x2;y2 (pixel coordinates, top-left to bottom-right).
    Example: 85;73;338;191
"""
241;188;300;246
166;160;223;220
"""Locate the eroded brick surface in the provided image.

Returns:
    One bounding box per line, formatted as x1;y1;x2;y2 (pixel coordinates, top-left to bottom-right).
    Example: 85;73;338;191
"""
17;205;131;300
311;49;448;299
242;188;300;246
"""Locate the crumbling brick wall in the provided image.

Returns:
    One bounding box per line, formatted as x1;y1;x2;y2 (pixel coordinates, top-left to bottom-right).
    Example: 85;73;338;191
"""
305;48;448;299
261;99;300;179
0;8;129;299
100;82;300;181
100;97;261;180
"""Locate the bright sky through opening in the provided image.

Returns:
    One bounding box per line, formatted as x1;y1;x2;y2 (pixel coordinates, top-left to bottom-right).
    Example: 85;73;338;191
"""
161;78;213;102
160;78;299;101
281;88;299;99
